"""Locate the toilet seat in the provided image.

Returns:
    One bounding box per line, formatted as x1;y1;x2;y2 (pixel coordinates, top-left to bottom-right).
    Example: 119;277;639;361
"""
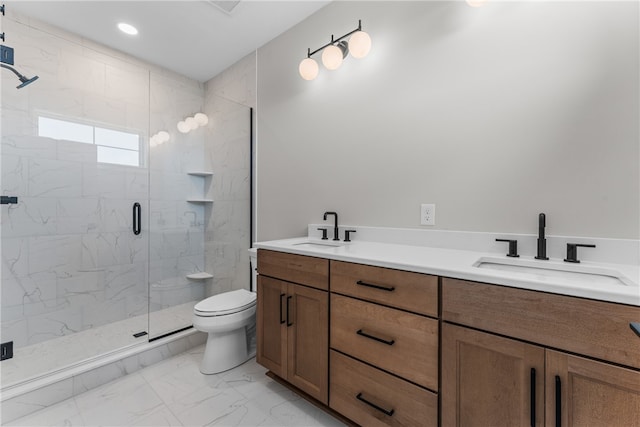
194;289;256;317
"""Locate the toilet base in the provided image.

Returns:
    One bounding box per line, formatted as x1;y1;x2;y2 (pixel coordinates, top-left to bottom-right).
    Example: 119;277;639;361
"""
200;327;251;374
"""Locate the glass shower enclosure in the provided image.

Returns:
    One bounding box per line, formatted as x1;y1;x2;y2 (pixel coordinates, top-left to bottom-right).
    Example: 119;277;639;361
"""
1;8;251;390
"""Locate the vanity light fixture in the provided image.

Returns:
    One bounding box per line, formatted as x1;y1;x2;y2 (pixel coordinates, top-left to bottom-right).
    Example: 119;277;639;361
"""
150;130;170;147
194;113;209;126
299;20;371;81
176;113;209;134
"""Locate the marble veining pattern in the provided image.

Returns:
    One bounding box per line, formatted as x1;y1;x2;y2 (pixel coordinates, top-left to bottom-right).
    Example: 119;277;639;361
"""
7;350;346;427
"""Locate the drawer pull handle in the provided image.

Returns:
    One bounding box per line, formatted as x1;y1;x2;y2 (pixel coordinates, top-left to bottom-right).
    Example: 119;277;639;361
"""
286;295;293;327
356;392;395;417
631;322;640;338
555;375;562;427
356;329;395;346
530;368;536;427
356;280;395;292
279;293;286;324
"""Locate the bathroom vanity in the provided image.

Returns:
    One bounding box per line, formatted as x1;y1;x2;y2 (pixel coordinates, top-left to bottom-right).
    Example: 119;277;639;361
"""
255;232;640;427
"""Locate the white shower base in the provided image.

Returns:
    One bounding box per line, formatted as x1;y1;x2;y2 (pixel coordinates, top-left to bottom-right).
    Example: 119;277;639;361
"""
1;301;206;424
1;301;199;392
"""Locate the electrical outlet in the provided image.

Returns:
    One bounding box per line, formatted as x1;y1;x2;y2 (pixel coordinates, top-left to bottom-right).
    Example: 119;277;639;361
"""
420;204;435;226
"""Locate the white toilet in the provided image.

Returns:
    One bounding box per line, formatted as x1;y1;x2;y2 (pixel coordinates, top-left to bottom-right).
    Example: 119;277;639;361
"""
192;249;257;374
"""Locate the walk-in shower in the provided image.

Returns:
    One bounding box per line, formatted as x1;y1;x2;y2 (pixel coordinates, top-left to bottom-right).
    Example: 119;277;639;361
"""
0;4;251;404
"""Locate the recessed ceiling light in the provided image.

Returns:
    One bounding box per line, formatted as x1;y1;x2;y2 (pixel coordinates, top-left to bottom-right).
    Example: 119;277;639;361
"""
117;22;138;36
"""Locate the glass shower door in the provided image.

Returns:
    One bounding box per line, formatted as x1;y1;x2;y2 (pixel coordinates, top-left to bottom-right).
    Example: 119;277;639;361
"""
1;15;150;387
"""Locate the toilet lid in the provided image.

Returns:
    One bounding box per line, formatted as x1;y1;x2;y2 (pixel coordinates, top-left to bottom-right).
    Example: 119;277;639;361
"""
194;289;256;316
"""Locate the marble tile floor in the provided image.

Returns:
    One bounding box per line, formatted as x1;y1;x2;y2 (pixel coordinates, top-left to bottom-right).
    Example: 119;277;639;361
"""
6;346;347;427
2;301;197;387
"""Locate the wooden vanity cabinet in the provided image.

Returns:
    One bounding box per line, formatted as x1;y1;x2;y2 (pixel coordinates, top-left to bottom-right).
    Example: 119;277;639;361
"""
442;323;545;426
256;250;329;404
545;350;640;427
329;261;439;427
442;278;640;427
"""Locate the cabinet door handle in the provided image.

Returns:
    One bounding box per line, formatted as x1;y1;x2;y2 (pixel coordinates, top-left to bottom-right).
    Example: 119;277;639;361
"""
286;295;293;327
530;368;536;427
555;375;562;427
132;202;141;235
356;280;395;292
356;392;395;416
356;329;395;346
630;322;640;338
279;293;286;324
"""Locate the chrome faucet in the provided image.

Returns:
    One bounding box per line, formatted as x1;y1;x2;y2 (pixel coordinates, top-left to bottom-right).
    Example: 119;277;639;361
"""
535;213;549;260
323;211;339;241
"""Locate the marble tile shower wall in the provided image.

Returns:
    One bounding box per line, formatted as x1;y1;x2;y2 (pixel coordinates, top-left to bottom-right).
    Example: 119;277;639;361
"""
147;73;207;337
0;12;210;348
204;96;251;296
203;53;255;297
1;14;150;349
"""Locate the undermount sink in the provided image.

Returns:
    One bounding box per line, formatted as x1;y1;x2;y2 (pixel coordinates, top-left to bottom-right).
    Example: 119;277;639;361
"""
473;257;637;287
292;241;344;249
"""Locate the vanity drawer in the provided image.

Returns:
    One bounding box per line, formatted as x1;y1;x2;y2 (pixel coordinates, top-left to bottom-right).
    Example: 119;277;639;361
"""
442;278;640;369
257;249;328;290
331;293;439;390
330;260;438;317
330;350;437;427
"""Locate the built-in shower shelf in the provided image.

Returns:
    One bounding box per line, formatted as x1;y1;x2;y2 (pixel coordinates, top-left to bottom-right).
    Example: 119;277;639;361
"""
186;199;214;203
186;272;214;280
187;171;213;177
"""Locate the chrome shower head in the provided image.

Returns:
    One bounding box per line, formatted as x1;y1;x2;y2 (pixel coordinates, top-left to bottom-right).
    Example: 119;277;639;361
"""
1;63;39;89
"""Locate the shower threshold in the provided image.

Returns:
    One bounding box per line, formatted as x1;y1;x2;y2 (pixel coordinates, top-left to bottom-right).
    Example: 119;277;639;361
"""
1;301;197;392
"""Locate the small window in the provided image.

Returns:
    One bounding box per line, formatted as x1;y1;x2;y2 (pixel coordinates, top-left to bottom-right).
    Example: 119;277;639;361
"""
38;116;93;144
38;116;141;167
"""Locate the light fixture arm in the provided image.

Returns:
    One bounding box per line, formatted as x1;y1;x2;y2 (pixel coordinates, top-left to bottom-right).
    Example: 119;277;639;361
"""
306;20;363;58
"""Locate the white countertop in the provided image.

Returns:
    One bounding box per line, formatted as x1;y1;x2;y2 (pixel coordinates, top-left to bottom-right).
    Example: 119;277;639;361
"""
254;236;640;306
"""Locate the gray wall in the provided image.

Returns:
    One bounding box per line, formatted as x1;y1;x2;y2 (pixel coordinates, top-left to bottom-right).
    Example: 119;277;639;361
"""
256;1;639;241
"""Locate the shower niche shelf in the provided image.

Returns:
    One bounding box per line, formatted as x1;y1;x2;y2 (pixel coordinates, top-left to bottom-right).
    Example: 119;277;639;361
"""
186;272;214;280
187;199;214;203
187;171;213;177
187;171;214;203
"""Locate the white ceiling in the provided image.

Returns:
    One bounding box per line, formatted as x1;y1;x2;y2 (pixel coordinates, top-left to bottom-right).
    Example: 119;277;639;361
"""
7;0;330;82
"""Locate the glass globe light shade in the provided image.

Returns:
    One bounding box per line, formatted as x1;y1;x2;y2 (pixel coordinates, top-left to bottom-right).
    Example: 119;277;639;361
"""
349;31;372;59
194;113;209;126
149;135;159;147
157;131;170;143
177;121;190;133
185;117;198;130
322;45;344;70
299;58;319;80
466;0;488;7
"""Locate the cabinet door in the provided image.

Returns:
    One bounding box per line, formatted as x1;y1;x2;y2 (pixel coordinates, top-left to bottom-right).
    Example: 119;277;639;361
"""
546;350;640;427
442;323;544;427
287;284;329;404
256;276;288;378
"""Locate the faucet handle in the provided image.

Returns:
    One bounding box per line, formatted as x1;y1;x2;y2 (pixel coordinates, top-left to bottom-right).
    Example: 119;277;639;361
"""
564;243;596;263
344;229;356;242
317;228;328;240
496;239;519;258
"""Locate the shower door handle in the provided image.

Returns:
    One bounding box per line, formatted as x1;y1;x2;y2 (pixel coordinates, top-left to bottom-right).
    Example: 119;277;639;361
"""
133;203;141;235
